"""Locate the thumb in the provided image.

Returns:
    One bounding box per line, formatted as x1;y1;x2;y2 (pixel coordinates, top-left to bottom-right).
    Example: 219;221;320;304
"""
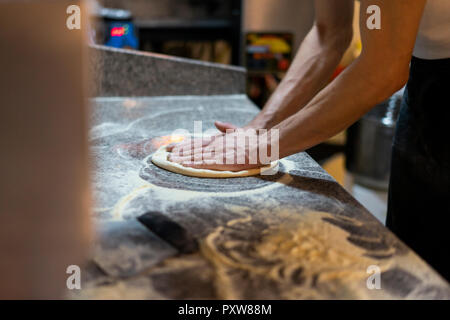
215;121;238;133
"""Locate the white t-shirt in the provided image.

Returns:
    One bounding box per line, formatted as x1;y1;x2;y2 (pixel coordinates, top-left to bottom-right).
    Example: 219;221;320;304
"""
413;0;450;59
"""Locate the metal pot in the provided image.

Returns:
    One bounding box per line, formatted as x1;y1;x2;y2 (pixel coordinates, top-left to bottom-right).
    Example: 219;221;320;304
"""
346;90;403;190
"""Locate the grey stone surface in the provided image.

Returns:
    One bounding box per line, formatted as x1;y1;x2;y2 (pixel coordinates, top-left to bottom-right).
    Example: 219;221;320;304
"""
82;94;450;299
93;219;177;278
89;45;246;97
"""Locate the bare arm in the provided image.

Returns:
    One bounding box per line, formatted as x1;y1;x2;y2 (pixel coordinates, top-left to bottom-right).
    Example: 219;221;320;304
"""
170;0;353;153
249;0;354;129
215;0;354;133
169;0;426;172
277;0;426;158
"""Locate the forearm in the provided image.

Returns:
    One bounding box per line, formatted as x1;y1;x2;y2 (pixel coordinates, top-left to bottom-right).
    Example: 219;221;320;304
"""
272;0;426;159
249;25;352;129
276;55;408;158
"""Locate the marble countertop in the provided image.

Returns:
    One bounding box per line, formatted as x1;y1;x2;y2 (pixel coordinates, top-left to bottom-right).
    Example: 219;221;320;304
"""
89;45;246;97
70;95;450;299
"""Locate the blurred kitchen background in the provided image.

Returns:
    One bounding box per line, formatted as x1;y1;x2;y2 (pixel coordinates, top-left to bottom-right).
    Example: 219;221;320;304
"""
90;0;401;225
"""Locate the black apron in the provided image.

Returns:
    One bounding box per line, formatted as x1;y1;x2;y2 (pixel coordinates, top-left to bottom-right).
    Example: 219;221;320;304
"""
387;56;450;282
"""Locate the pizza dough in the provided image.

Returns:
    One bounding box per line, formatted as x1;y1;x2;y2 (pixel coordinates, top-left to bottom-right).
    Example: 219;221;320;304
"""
151;145;279;178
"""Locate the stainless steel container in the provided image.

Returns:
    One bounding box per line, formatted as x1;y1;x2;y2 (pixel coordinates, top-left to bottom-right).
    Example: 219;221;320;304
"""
346;90;403;190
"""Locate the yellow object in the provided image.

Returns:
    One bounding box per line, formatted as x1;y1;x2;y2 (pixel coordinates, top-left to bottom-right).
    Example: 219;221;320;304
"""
251;37;291;54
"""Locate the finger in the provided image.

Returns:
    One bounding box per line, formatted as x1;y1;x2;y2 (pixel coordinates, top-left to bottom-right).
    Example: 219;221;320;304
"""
165;142;180;152
181;159;231;170
167;133;219;152
169;146;214;163
183;159;218;168
169;145;183;157
165;135;195;151
170;142;194;157
176;140;220;158
182;161;255;172
169;150;209;164
166;141;191;154
168;153;193;164
182;138;217;156
215;121;237;133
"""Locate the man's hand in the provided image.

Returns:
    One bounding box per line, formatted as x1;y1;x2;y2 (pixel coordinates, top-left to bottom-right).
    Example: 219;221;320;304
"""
168;131;265;172
167;126;280;172
166;120;277;172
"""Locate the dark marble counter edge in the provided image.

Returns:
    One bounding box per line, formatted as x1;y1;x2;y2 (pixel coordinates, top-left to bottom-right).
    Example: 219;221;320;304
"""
89;45;246;97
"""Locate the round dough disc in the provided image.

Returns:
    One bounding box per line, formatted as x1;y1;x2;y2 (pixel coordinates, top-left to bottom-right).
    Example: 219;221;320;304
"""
151;145;279;178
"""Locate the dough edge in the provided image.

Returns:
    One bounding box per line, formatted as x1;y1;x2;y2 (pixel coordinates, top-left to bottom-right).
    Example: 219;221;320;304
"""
151;145;279;178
